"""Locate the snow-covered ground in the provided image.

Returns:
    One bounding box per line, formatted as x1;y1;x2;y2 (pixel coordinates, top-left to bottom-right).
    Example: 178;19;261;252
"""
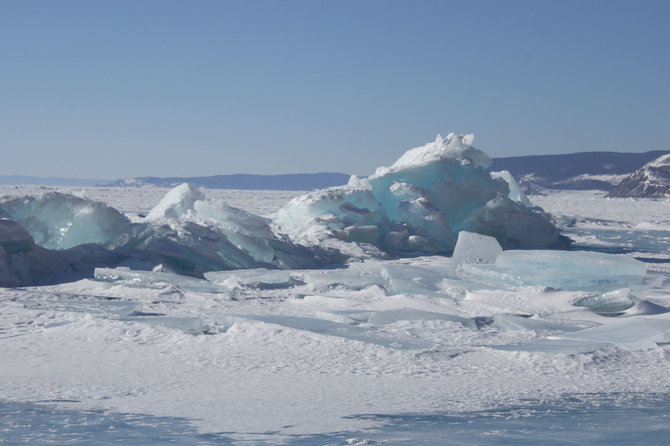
1;185;670;444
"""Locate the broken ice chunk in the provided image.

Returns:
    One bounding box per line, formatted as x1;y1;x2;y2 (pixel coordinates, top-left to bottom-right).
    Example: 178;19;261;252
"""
145;183;205;220
0;193;131;249
192;200;279;264
573;288;636;316
490;170;533;207
451;231;503;268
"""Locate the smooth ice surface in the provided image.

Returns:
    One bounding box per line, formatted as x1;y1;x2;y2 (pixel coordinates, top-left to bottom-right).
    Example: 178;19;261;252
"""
275;133;562;256
461;250;647;291
557;315;670;350
218;314;432;349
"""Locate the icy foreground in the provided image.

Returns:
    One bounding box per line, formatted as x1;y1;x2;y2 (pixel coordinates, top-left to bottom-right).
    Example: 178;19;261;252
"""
1;137;670;442
2;219;670;442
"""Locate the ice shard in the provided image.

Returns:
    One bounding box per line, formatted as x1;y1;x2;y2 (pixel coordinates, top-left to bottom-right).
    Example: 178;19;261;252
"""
450;231;503;268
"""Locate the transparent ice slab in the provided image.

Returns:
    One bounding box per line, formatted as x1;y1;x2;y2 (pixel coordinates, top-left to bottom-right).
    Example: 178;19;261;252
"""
461;250;647;291
118;316;205;335
367;308;476;328
94;267;226;293
204;268;294;288
217;314;433;349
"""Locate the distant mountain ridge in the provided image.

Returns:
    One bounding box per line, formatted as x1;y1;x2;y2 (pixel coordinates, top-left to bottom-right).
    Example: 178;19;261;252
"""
98;172;351;191
490;150;670;192
3;150;669;192
607;154;670;198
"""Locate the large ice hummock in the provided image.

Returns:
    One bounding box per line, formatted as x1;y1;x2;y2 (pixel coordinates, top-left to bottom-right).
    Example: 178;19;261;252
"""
275;133;562;253
0;185;323;282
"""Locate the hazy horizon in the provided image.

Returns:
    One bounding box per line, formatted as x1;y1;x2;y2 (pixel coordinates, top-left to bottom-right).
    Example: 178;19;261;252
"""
2;0;669;178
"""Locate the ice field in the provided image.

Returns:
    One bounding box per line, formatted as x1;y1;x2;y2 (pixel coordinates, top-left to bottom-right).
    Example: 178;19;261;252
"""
2;135;670;444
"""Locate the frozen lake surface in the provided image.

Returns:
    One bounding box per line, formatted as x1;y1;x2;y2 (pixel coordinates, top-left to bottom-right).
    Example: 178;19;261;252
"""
1;186;670;444
3;393;669;445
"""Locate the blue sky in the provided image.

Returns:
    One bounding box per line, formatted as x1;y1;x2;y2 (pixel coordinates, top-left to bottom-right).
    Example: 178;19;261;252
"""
1;0;669;179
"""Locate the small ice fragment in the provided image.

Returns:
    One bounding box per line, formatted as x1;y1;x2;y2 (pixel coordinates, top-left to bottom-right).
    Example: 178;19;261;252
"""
573;288;636;316
491;170;533;207
451;231;503;268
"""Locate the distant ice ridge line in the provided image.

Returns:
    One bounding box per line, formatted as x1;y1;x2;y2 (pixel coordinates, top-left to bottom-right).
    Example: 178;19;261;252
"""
0;132;564;285
0;184;325;285
98;172;351;191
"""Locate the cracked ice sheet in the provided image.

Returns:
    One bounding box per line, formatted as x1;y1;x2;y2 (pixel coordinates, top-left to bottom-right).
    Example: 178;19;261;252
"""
2;268;670;443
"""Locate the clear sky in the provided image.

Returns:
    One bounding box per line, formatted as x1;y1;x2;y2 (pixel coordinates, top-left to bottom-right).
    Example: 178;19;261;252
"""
1;0;669;179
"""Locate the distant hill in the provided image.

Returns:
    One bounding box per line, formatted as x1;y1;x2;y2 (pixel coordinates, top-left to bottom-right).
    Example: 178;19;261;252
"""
5;150;669;192
490;150;670;192
98;172;351;191
607;154;670;198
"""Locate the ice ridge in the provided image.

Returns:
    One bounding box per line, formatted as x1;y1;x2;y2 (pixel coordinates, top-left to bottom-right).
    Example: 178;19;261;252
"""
275;133;562;254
